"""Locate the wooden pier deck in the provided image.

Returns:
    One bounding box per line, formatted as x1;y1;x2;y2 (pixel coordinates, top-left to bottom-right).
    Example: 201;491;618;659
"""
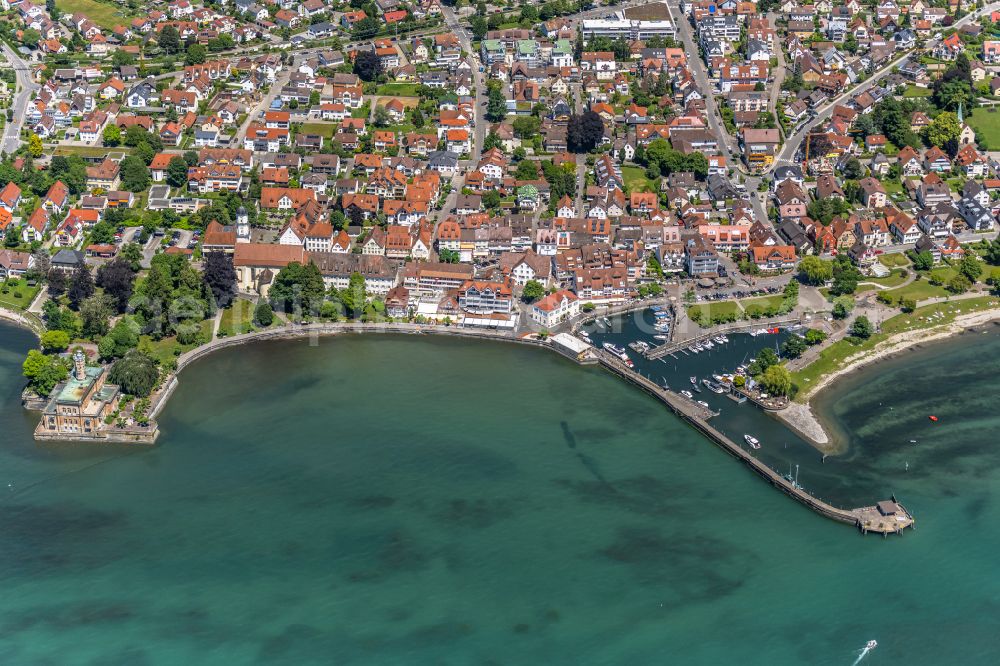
597;354;914;535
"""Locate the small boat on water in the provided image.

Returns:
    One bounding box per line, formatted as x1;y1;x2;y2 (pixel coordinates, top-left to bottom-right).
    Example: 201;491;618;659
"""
929;415;939;422
690;376;697;385
602;317;612;326
703;380;725;394
744;434;761;450
697;400;710;408
866;640;878;650
712;374;724;382
654;335;669;340
703;340;714;349
594;319;605;329
681;390;693;399
603;342;625;355
694;344;704;352
689;346;700;354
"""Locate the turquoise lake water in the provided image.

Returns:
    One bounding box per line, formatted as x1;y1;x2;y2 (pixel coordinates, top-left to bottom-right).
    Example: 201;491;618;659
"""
1;319;999;665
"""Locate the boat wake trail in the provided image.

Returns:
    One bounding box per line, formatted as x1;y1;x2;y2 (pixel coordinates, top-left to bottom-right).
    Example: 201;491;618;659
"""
851;640;878;666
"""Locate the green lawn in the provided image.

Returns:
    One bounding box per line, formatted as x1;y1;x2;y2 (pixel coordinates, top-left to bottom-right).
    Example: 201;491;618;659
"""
217;298;259;337
375;83;421;97
53;145;123;158
902;84;932;98
860;268;909;289
967;110;1000;149
741;294;785;316
57;0;134;30
138;320;213;366
791;296;1000;398
881;178;904;195
299;122;337;138
878;253;909;268
884;278;949;303
622;165;656;193
687;300;741;322
0;281;40;311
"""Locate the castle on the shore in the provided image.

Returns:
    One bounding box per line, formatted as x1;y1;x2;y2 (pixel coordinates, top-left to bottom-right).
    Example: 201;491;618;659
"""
36;351;120;438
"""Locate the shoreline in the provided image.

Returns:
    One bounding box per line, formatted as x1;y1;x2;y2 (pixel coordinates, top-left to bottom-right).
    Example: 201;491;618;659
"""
777;307;1000;453
0;308;42;339
5;314;914;531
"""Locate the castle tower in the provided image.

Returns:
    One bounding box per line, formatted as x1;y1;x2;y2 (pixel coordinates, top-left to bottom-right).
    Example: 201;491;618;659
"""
73;350;86;381
236;206;250;243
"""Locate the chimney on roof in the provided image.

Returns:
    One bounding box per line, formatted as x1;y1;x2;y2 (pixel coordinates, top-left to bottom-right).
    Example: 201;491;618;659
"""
73;350;86;381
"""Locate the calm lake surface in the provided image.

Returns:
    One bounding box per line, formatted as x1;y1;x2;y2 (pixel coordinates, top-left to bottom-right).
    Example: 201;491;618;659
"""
1;319;999;665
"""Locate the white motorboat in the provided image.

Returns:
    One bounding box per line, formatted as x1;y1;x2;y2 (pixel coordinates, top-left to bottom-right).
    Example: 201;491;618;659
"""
603;342;626;356
866;640;877;650
690;376;697;385
744;434;761;450
654;335;669;340
697;400;710;408
681;390;693;398
703;340;714;349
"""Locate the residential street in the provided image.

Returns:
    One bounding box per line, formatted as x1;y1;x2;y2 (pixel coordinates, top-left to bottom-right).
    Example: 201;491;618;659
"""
664;0;737;165
1;43;39;156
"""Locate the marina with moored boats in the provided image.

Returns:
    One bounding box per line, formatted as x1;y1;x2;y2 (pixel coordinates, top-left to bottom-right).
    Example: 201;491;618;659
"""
573;306;914;535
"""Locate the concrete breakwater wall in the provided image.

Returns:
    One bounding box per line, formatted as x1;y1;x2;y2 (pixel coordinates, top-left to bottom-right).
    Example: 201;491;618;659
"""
596;353;911;533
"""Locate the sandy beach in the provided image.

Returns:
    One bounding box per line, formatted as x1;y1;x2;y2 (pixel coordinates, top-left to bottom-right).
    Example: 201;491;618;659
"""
777;307;1000;453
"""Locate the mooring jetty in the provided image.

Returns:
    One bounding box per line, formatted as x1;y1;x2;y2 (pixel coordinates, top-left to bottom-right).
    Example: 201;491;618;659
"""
645;316;803;360
596;351;914;535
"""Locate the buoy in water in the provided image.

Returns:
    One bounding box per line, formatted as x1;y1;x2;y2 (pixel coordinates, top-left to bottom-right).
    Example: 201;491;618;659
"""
929;415;939;422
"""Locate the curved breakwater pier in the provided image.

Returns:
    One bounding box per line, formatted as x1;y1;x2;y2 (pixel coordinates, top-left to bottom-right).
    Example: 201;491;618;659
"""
596;351;914;536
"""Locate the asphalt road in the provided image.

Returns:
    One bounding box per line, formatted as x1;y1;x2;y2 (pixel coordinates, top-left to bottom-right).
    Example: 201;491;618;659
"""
776;2;1000;168
664;0;738;165
1;43;38;156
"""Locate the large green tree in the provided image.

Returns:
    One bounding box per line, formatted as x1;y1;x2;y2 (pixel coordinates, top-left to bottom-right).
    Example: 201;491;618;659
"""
924;111;961;148
269;262;326;315
22;350;68;396
109;350;159;397
120;156;151;192
797;256;833;285
760;364;792;397
202;251;237;308
166;156;189;188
